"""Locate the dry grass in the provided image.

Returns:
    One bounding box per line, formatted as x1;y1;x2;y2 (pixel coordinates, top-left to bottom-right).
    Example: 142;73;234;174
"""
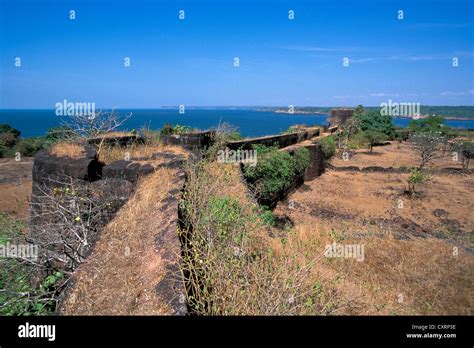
331;141;463;169
98;142;188;165
96;131;134;138
273;221;474;315
271;140;474;315
60;167;182;315
50;143;86;159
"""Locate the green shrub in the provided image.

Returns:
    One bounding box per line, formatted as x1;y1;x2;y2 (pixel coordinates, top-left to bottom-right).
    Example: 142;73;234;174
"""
257;205;276;227
0;132;19;148
243;145;310;196
408;116;444;134
395;128;410;141
354;110;395;138
207;196;245;240
0;124;21;151
407;168;429;196
0;213;59;315
44;126;75;147
280;126;300;134
293;148;311;173
359;130;388;152
14;137;45;157
319;136;336;159
159;123;193;136
0;124;21;146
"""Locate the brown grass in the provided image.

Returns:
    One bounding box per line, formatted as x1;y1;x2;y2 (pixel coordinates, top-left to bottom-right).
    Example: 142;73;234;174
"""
50;143;86;159
98;142;188;165
272;141;474;315
331;141;463;169
273;221;474;315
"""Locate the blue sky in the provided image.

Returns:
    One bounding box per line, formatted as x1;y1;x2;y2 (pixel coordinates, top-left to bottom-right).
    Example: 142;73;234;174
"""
0;0;473;108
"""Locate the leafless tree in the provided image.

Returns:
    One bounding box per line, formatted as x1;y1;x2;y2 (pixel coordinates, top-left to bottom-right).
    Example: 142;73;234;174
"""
409;132;449;169
60;108;132;154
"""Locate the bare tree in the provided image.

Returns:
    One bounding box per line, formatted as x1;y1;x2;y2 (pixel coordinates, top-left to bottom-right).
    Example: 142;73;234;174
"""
60;108;132;154
409;132;449;169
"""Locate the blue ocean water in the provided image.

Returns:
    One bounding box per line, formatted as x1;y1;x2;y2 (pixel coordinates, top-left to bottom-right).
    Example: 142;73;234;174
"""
0;109;473;139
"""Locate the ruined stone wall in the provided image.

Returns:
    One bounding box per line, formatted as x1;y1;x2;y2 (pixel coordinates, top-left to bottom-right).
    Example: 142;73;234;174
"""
281;141;325;181
328;109;353;126
227;127;321;151
29;142;187;311
161;131;215;151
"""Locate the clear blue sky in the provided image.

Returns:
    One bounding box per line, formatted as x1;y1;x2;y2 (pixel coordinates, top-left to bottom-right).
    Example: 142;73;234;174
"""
0;0;473;108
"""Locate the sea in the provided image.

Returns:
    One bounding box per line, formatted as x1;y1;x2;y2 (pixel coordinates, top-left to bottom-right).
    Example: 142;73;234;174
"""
1;109;473;139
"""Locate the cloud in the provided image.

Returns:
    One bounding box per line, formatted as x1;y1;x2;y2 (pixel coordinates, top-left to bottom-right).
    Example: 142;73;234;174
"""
350;58;375;64
440;90;474;96
276;45;359;53
370;93;400;97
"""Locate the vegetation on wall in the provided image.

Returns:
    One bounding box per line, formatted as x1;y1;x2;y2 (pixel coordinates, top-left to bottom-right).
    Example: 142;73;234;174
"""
243;145;310;196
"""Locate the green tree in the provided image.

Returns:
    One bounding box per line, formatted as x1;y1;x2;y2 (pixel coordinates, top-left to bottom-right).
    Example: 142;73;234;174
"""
360;130;388;153
408;116;445;134
353;110;395;138
353;105;365;118
0;124;21;148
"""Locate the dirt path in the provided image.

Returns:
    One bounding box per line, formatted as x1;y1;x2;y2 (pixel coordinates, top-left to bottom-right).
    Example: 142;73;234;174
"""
0;158;33;217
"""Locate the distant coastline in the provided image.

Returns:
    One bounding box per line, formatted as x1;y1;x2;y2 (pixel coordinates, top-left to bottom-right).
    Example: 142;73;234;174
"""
271;108;474;120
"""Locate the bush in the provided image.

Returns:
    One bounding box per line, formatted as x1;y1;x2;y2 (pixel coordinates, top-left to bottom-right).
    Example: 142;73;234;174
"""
44;126;75;147
408;116;444;134
359;130;388;152
319;136;336;159
353;110;395;138
395;128;410;141
0;124;21;139
14;138;45;157
0;132;19;148
243;145;310;196
407;168;430;196
160;123;193;136
0;213;61;315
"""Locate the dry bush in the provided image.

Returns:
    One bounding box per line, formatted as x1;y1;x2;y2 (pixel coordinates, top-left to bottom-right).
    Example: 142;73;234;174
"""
30;177;118;274
49;143;86;159
60;168;181;315
180;160;323;315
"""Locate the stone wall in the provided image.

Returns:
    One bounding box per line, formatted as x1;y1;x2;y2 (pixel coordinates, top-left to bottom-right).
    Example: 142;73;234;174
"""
328;109;353;126
281;141;325;181
161;131;215;151
227;127;321;151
